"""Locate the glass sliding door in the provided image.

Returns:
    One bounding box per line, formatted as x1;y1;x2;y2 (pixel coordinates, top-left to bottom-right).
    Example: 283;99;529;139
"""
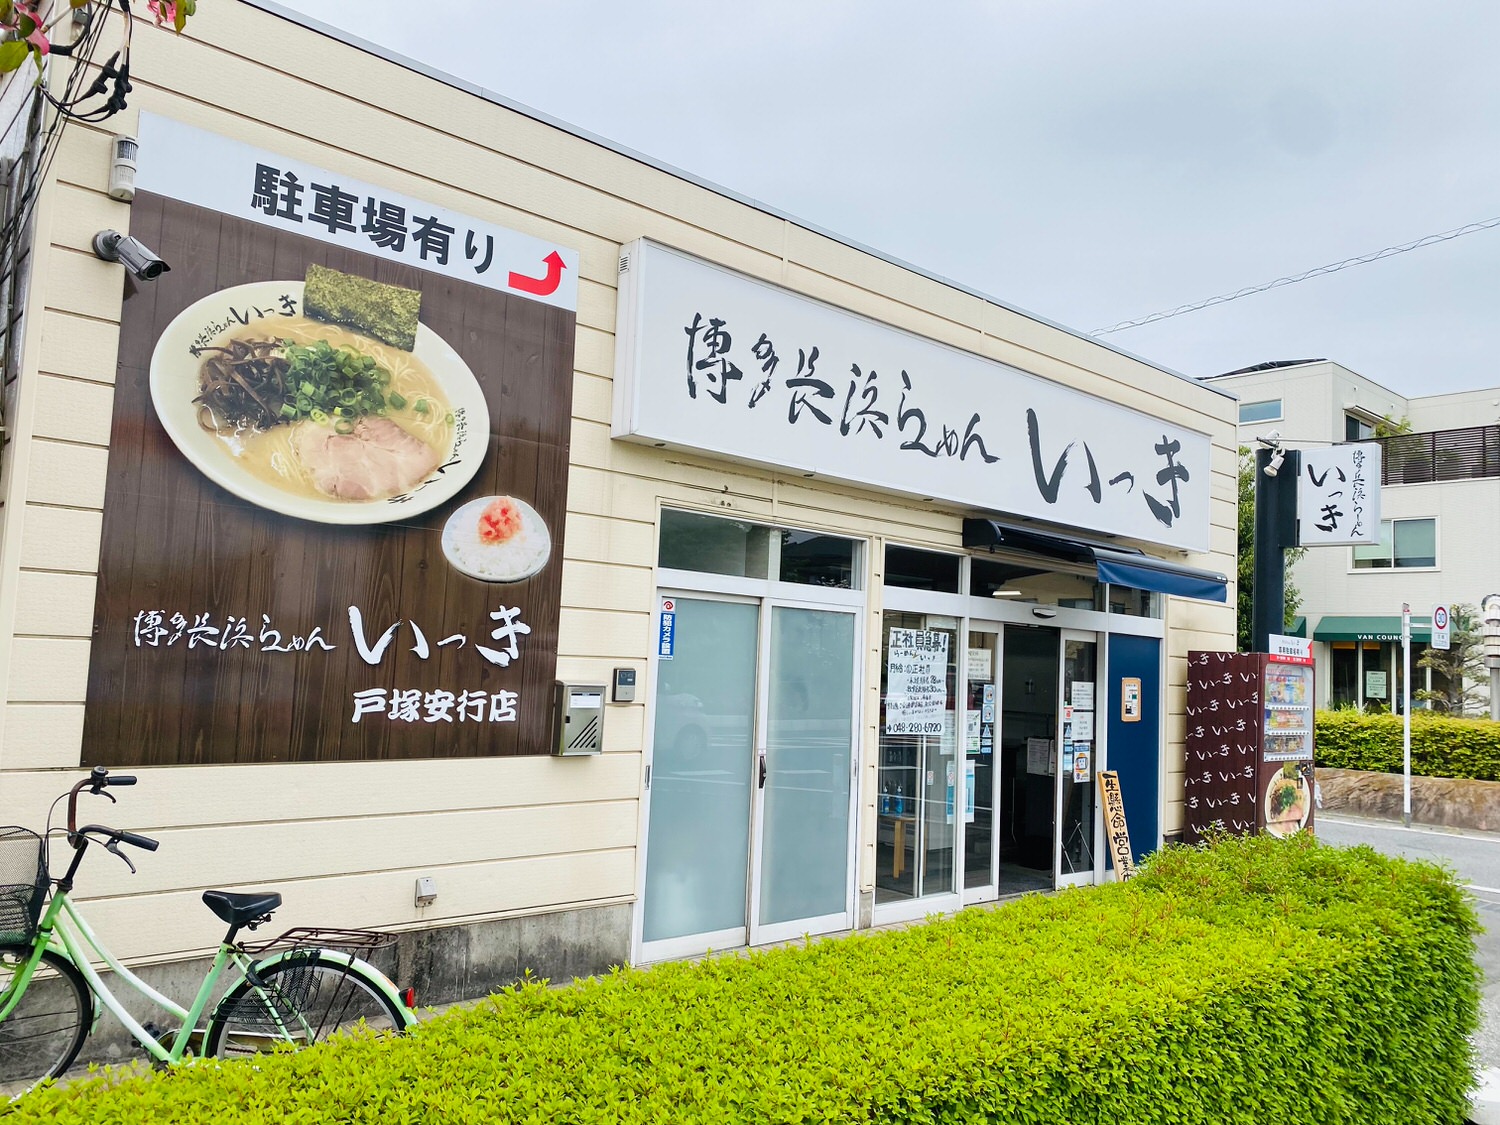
875;613;959;906
963;628;1000;897
642;597;759;952
641;594;859;959
998;625;1059;894
752;605;857;943
1056;632;1100;887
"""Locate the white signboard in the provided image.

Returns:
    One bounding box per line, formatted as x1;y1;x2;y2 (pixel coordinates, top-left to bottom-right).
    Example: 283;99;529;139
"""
614;241;1213;552
1365;670;1388;698
1268;633;1313;663
1297;444;1381;546
136;113;580;312
884;629;949;735
1432;604;1451;651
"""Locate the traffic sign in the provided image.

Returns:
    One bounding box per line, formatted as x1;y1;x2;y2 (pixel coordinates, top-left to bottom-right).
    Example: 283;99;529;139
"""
1432;604;1450;651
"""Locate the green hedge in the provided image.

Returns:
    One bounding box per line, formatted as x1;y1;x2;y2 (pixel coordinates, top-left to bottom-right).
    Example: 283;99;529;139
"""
2;836;1479;1125
1316;707;1500;780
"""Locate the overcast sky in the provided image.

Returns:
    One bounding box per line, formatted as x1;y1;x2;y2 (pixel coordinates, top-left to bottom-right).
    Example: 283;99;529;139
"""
277;0;1500;399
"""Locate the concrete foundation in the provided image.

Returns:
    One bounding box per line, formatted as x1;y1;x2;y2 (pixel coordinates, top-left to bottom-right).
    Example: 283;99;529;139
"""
69;902;631;1067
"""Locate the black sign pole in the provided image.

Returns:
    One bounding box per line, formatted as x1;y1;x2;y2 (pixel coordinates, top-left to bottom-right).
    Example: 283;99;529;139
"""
1250;447;1301;653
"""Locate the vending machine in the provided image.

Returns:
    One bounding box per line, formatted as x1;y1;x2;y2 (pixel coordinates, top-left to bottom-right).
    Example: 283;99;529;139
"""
1183;649;1315;845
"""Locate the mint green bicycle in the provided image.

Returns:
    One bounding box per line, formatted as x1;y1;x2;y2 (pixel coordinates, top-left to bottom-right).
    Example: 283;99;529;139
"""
0;767;417;1093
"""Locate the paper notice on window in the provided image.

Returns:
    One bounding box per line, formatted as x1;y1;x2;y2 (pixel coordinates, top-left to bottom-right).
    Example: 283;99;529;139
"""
885;628;949;735
1071;682;1095;710
1072;710;1095;741
1027;737;1055;776
966;647;992;681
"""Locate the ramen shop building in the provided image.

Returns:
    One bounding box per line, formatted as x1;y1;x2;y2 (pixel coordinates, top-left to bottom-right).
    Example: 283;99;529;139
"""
0;1;1236;1000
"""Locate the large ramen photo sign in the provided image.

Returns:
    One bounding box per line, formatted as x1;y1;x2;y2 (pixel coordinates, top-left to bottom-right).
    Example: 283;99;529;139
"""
83;154;578;768
152;278;491;525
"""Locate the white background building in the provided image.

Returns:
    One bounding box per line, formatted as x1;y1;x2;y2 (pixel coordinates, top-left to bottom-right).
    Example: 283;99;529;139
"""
1210;359;1500;710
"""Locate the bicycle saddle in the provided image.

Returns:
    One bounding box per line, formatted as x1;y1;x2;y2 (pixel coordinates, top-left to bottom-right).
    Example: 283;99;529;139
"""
202;889;282;926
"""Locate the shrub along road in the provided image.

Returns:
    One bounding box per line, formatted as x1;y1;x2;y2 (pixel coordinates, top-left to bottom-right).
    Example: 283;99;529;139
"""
1316;813;1499;1118
0;835;1478;1125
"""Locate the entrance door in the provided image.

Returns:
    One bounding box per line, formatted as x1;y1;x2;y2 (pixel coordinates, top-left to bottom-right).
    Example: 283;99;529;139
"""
997;625;1059;894
962;627;1000;902
640;595;857;960
1055;632;1101;887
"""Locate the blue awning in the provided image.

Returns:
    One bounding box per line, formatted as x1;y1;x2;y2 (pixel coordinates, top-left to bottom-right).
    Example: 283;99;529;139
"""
961;519;1229;603
1093;550;1228;603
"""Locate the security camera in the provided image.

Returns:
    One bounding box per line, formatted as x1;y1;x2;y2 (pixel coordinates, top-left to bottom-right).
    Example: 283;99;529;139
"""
91;230;171;281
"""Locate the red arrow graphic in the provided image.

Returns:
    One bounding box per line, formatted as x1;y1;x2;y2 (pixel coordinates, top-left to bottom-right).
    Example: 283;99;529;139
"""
508;251;567;297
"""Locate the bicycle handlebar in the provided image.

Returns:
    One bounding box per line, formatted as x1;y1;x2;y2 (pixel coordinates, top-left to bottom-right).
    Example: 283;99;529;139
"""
66;766;144;843
76;824;160;851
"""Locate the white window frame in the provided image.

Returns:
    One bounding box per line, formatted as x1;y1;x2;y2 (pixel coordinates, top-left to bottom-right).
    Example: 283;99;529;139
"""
1238;399;1283;424
1348;516;1439;573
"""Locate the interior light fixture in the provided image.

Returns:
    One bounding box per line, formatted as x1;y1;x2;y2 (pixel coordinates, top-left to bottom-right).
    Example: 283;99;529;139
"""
991;589;1023;598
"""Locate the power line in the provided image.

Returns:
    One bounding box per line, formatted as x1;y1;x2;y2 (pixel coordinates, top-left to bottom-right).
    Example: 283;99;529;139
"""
1091;215;1500;336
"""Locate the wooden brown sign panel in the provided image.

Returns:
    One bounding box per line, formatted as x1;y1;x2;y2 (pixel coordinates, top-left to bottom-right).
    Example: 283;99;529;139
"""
1183;651;1261;844
82;194;575;765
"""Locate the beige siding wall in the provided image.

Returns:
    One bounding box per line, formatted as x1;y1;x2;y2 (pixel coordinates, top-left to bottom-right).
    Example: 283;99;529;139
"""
0;1;1235;962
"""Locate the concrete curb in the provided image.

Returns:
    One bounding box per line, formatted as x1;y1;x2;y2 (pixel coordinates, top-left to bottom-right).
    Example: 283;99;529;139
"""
1473;1066;1500;1125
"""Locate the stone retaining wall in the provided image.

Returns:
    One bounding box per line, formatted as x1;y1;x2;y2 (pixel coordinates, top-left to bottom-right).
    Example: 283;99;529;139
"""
1316;768;1500;833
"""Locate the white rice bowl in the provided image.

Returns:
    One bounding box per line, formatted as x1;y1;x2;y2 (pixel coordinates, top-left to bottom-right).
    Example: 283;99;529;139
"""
441;496;551;582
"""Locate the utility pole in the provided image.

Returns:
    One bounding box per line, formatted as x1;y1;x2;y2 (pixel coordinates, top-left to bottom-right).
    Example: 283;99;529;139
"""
1402;602;1412;828
1483;594;1500;722
1249;441;1300;652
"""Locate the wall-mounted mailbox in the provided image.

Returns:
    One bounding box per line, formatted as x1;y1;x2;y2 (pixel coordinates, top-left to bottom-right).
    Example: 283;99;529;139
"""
553;682;605;755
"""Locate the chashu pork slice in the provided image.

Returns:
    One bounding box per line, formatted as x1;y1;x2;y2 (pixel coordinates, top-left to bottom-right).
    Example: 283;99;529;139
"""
293;417;442;501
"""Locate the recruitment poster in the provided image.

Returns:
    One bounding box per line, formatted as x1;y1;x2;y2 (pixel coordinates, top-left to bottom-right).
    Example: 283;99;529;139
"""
82;115;579;765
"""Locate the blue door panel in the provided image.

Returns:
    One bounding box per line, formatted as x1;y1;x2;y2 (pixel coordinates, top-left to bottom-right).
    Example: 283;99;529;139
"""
1106;634;1161;865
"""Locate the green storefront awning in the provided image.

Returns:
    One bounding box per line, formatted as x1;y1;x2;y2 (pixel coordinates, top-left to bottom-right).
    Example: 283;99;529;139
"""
1288;616;1306;638
1313;615;1431;643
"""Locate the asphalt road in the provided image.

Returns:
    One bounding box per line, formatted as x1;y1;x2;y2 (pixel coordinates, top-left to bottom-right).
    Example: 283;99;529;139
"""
1315;813;1500;1079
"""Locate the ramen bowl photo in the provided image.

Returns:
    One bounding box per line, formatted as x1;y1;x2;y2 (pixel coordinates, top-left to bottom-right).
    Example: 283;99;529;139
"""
442;495;552;583
1263;766;1311;837
150;274;490;524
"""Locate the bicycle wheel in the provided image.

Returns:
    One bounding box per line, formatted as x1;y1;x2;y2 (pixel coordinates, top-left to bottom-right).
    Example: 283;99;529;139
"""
203;951;407;1059
0;944;92;1091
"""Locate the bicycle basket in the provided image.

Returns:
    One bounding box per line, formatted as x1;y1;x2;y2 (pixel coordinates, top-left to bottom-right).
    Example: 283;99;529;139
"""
0;826;47;944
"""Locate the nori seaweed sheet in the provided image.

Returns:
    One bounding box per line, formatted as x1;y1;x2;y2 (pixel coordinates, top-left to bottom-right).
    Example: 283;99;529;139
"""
303;264;422;351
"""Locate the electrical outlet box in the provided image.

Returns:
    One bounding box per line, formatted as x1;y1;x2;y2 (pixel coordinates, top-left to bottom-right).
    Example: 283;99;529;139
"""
414;876;437;907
